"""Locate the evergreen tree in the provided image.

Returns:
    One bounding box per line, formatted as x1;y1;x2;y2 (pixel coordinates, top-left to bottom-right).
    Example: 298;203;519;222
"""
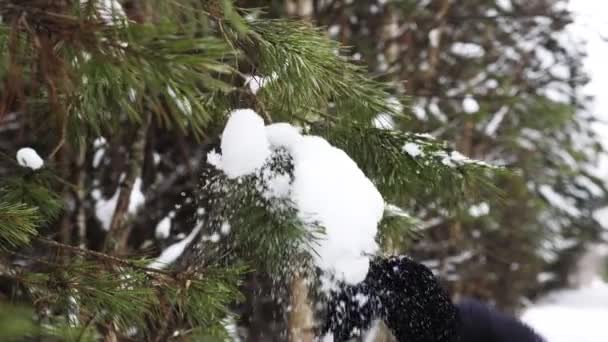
0;0;498;340
266;0;608;309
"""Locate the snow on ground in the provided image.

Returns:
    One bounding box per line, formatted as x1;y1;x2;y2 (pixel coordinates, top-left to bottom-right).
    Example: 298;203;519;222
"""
211;109;385;286
523;245;608;342
522;278;608;342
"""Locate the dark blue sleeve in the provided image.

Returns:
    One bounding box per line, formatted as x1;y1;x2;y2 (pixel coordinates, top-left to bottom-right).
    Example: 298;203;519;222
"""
456;297;546;342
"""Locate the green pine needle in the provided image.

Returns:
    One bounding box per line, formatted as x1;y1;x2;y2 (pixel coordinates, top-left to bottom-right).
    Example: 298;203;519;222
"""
320;125;506;205
0;201;41;248
233;19;400;122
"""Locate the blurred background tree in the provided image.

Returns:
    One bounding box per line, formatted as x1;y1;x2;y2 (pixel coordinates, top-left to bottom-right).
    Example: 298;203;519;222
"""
1;0;606;341
249;0;608;310
0;0;499;340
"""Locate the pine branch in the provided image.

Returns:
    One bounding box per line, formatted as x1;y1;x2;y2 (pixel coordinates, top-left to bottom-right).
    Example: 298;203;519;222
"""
319;124;505;204
12;242;245;338
66;23;237;138
230;19;401;123
0;201;40;248
0;174;63;223
0;303;38;340
1;1;238;139
186;153;320;275
36;238;173;277
378;205;422;254
21;260;159;335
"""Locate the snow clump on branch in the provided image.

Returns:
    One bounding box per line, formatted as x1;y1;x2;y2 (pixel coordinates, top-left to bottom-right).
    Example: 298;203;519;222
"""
210;109;385;285
16;147;44;170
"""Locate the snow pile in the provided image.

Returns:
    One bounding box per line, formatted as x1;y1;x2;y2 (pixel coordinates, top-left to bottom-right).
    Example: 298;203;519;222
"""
210;109;385;285
522;278;608;342
265;123;302;149
16;147;44;170
288;133;384;285
219;109;270;178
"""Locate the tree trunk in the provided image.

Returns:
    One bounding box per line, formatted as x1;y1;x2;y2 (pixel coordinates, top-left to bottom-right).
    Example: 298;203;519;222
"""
103;115;150;254
288;275;314;342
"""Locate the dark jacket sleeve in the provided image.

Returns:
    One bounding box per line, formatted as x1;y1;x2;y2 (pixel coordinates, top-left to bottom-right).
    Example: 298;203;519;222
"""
322;256;546;342
456;298;545;342
322;256;459;342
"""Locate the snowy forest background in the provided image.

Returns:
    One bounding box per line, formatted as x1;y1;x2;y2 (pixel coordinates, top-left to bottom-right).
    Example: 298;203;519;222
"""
1;0;608;341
